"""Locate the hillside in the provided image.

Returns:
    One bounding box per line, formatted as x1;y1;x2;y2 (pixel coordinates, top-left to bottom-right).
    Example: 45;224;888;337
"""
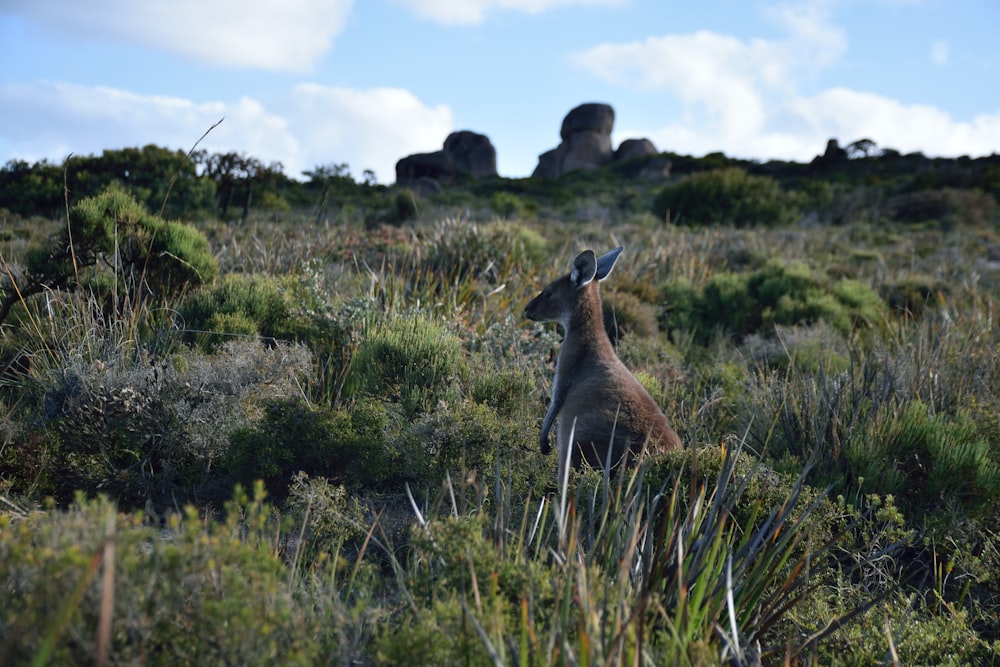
1;143;999;664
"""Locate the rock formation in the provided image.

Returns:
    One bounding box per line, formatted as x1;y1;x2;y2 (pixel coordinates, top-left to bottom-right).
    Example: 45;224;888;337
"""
614;138;658;162
532;103;662;179
396;130;497;186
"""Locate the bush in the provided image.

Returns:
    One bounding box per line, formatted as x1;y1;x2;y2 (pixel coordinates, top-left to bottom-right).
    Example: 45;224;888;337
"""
1;182;217;325
0;488;327;665
652;167;802;227
227;397;409;495
402;400;537;487
177;273;296;350
847;401;1000;513
887;187;997;227
347;314;465;417
423;219;547;285
17;340;311;508
660;260;887;344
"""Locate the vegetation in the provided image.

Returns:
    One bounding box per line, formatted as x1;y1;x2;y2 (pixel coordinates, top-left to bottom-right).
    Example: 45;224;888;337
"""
1;140;999;664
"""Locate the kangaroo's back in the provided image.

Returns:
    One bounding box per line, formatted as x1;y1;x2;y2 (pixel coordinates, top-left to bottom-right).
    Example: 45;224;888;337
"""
525;247;682;474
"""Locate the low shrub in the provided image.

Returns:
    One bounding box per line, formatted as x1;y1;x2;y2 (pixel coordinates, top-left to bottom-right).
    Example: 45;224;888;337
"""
16;340;311;508
422;219;548;285
176;272;323;351
887;187;997;227
1;182;217;326
847;401;1000;514
0;488;329;666
347;314;466;417
227;397;409;495
660;260;887;344
652;167;802;227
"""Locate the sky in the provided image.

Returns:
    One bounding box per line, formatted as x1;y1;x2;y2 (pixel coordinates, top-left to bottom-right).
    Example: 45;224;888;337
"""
1;0;999;184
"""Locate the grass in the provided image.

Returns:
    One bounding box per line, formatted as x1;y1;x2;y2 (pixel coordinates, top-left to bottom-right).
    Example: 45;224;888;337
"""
1;184;1000;664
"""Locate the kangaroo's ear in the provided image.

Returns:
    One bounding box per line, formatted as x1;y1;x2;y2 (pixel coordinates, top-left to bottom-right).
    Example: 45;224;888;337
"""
595;246;624;281
570;250;598;288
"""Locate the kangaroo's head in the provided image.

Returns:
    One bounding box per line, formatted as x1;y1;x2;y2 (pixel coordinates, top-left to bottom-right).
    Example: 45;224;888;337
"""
524;247;624;330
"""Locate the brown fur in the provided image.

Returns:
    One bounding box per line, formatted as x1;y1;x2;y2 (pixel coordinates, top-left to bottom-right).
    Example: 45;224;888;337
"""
525;248;682;473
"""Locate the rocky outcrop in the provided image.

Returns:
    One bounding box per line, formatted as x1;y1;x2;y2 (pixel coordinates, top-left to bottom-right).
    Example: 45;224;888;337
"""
532;103;662;179
532;103;615;178
396;130;497;185
614;138;658;162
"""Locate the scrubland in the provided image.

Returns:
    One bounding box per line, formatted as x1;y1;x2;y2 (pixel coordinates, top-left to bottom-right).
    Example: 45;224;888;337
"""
1;157;999;665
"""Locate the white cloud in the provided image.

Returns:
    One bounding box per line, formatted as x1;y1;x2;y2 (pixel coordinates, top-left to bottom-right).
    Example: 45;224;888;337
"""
282;84;454;181
570;4;999;160
393;0;623;25
0;81;453;183
930;40;950;66
3;0;353;70
792;88;1000;158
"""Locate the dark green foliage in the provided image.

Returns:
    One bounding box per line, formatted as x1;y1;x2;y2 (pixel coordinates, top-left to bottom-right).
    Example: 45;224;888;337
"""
227;397;409;495
285;471;369;560
1;183;217;326
488;190;531;219
887;187;998;227
603;289;660;343
652;167;803;227
423;219;548;285
0;146;217;220
848;402;1000;512
347;314;465;417
177;273;295;350
471;366;533;417
0;489;330;666
881;274;946;317
394;188;419;222
661;260;886;343
404;400;535;486
21;341;310;508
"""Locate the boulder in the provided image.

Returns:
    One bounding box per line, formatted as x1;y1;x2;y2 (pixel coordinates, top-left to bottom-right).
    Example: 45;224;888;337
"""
396;130;497;184
532;103;664;179
532;103;616;178
560;103;615;141
614;138;658;162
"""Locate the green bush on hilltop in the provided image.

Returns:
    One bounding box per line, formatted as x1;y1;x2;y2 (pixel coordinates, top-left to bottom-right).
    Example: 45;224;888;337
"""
652;167;803;227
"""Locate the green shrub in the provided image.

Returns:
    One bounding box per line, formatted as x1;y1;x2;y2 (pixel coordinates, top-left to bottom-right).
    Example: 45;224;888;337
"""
488;190;529;219
285;471;369;559
0;488;325;666
881;274;946;318
887;187;997;227
652;167;802;227
403;400;537;487
470;366;534;418
347;314;465;417
423;219;548;285
603;289;660;343
394;188;419;223
177;273;294;350
2;182;217;326
660;261;887;343
20;340;310;508
227;397;409;495
848;402;1000;512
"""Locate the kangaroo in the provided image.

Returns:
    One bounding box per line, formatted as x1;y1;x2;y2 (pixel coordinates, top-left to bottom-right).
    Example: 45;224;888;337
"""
525;247;682;475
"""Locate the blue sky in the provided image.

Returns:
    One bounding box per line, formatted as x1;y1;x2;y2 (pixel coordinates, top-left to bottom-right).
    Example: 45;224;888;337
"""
1;0;998;183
